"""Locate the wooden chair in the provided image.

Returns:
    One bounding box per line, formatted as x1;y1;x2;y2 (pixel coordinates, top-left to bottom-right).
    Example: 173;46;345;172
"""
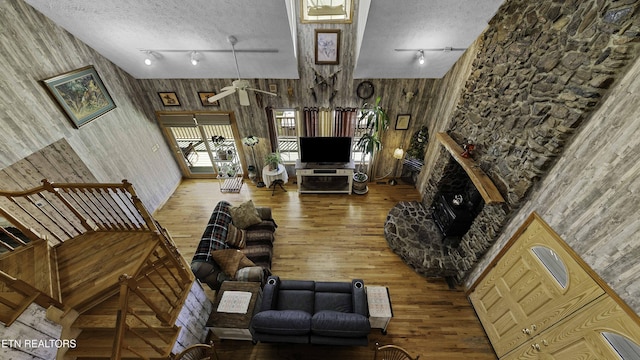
172;341;219;360
373;342;420;360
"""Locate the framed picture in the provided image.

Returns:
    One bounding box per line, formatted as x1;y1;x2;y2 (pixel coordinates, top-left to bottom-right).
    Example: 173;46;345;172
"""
396;114;411;130
269;84;278;93
198;91;219;106
315;29;340;65
158;92;180;106
42;66;116;128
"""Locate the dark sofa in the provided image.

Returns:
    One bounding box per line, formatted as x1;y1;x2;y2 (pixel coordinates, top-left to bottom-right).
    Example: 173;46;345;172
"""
190;200;276;290
251;276;371;346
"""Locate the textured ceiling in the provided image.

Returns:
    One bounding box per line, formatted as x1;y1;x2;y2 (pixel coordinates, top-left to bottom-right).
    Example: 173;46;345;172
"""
24;0;504;79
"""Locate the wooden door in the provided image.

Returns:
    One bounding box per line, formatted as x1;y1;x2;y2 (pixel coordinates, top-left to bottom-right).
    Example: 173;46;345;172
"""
157;112;246;179
502;295;640;360
468;214;605;357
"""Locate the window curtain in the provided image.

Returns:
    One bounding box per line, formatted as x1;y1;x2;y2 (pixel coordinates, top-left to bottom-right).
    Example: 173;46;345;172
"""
304;107;354;137
317;108;332;136
334;107;358;137
303;107;319;136
265;106;278;152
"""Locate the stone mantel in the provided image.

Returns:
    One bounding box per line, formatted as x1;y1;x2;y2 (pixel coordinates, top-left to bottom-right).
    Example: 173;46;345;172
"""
436;132;505;205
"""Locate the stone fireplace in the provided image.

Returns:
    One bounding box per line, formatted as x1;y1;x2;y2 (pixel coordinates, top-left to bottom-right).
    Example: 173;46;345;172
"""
384;134;508;282
386;0;639;285
423;143;509;277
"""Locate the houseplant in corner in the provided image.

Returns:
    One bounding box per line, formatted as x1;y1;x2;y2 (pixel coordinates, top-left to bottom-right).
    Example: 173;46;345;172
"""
353;96;389;195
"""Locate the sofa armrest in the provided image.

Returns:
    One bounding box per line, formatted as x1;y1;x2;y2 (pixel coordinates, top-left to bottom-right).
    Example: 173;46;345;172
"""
255;207;272;220
191;261;227;290
351;279;368;316
258;275;280;312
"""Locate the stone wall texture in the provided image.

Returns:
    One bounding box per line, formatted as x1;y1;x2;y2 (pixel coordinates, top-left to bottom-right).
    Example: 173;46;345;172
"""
449;0;640;206
418;0;640;283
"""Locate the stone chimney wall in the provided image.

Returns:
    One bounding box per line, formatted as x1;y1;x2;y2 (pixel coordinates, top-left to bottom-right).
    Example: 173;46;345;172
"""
420;0;640;281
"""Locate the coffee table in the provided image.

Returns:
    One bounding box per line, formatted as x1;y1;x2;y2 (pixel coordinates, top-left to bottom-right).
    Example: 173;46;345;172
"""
206;281;262;341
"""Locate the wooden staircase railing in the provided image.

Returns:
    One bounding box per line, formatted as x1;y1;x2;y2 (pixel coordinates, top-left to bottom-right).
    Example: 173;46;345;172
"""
0;179;194;359
0;270;63;326
106;241;192;359
0;179;157;247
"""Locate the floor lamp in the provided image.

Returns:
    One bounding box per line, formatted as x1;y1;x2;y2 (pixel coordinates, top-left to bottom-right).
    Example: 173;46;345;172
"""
243;136;265;188
389;148;404;186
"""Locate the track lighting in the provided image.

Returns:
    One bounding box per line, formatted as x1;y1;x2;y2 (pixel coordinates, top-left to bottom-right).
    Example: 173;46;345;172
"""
190;51;199;66
394;47;466;66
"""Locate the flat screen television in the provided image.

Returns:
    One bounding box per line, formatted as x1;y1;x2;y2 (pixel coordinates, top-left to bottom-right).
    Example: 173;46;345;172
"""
299;137;352;164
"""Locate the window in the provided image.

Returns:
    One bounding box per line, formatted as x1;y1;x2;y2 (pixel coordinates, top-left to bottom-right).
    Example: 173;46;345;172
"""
273;109;298;163
352;110;371;167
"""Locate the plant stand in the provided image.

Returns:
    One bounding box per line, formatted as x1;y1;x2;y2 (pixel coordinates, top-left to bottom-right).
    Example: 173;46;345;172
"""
218;175;243;193
352;173;369;195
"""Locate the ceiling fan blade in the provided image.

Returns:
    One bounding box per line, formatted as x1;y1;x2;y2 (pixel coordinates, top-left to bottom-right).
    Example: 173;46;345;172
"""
208;88;236;103
238;89;250;106
246;87;278;97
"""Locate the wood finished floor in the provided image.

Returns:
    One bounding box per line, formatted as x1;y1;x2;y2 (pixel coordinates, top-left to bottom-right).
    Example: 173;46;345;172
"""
153;179;497;360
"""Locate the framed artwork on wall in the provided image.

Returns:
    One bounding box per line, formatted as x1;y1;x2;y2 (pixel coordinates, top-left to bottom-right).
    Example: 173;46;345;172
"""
396;114;411;130
158;92;180;106
198;91;219;106
315;29;340;65
42;65;116;128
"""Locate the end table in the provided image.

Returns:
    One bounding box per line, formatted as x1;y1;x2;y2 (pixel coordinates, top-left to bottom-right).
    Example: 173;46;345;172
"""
367;286;393;334
206;281;262;341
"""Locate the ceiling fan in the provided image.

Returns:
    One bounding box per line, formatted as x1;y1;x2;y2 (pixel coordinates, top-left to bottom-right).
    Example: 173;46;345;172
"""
208;36;277;106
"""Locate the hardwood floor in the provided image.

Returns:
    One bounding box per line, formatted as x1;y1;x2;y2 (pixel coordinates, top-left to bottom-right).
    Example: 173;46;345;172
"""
153;178;497;360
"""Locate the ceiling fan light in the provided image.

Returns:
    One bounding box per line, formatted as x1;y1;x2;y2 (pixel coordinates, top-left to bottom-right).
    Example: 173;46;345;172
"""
190;51;199;66
143;51;153;66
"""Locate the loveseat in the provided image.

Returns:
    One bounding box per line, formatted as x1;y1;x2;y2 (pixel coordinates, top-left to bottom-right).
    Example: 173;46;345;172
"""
251;276;371;346
190;200;276;290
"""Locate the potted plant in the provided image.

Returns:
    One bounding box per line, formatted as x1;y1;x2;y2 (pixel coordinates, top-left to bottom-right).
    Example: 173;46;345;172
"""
264;152;283;171
211;135;227;160
218;163;238;178
353;96;389;194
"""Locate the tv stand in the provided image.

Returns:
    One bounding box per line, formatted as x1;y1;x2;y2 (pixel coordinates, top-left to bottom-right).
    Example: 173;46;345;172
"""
295;160;355;194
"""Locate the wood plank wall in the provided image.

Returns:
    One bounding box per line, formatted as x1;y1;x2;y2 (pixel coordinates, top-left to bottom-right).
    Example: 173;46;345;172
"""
0;139;96;190
0;0;182;212
0;303;62;359
136;0;439;181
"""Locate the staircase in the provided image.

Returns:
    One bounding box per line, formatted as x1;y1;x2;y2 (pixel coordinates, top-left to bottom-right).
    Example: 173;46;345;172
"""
0;180;194;359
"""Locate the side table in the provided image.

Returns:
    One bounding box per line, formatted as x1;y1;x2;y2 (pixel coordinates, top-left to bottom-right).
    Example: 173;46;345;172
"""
262;164;288;195
206;281;262;341
367;286;393;334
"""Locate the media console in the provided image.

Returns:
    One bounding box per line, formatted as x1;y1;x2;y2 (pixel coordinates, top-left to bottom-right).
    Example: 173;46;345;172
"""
295;160;355;194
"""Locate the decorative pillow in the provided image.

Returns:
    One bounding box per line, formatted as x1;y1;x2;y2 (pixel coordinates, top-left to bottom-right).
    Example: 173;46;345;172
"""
225;223;247;248
230;200;262;229
210;249;256;279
